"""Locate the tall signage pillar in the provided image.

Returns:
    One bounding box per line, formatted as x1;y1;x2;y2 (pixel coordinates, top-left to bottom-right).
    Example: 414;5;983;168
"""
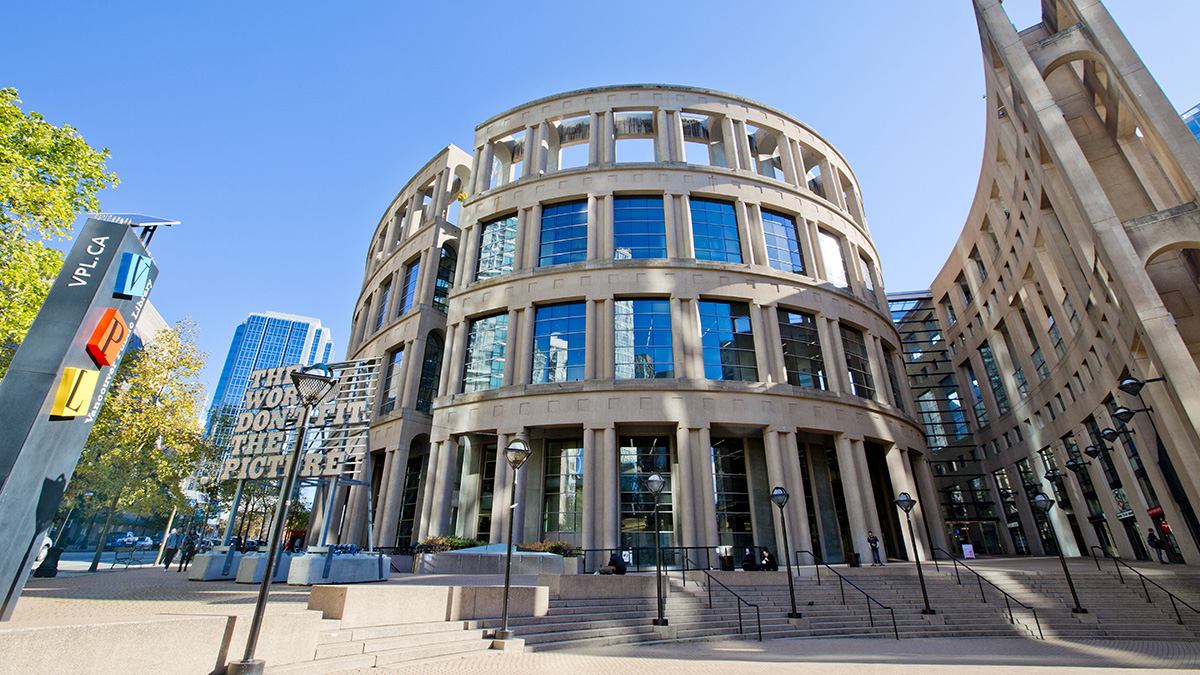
0;215;170;620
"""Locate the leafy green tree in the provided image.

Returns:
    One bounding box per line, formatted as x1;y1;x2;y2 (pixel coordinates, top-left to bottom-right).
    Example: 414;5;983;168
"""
0;87;118;375
65;319;215;570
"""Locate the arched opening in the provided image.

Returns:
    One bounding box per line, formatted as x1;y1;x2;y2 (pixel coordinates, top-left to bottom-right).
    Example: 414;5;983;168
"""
1145;245;1200;374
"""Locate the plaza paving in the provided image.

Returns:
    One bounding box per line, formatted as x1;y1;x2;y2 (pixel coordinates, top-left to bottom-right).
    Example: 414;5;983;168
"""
9;555;1200;673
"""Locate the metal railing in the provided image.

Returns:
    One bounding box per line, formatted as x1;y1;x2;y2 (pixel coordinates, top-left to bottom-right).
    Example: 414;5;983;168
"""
797;550;899;639
1089;548;1200;626
931;547;1044;639
683;555;762;641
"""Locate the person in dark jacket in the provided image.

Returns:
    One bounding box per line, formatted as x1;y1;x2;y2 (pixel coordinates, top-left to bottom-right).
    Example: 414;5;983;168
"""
177;533;198;572
760;549;779;571
607;553;627;575
1147;528;1169;564
741;549;759;571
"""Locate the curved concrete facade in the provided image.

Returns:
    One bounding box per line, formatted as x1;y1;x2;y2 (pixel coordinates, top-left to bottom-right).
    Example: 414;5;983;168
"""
344;85;939;566
918;0;1200;564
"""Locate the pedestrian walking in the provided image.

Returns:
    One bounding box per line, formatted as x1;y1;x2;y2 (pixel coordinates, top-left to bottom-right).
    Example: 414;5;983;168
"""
1147;528;1169;564
163;528;180;570
867;531;883;566
177;533;197;572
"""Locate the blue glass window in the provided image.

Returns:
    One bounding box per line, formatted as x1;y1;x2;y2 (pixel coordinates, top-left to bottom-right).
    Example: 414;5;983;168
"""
698;301;757;382
778;309;825;389
433;245;457;313
476;214;517;281
614;299;674;379
539;201;588;267
532;303;586;383
400;259;420;314
613;197;666;259
839;324;875;400
416;332;444;413
463;313;508;392
762;209;805;274
381;347;404;414
691;198;741;264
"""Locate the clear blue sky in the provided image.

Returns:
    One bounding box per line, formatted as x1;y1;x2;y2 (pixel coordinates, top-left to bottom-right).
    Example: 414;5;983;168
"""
4;1;1198;407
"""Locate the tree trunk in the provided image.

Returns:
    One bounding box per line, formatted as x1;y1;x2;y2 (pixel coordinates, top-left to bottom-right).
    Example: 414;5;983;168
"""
88;489;124;572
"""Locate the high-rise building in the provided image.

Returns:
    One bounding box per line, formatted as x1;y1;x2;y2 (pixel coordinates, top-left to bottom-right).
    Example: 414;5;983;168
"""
204;312;335;450
1183;104;1200;144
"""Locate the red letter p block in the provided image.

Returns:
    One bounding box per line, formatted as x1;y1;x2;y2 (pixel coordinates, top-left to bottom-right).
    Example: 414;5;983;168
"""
86;308;129;367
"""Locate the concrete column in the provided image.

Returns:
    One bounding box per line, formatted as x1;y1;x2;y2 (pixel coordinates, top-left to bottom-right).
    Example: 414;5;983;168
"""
378;444;410;547
662;193;678;258
777;134;799;186
822;318;849;394
734;121;753;173
834;435;870;557
675;424;697;548
586;195;599;260
455;224;478;288
521;124;538;179
866;332;892;407
669;298;687;379
587;113;600;165
763;429;790;551
415;246;438;309
476;143;495;193
596;299;613;379
512;208;529;272
602;426;619;550
582;428;598;558
502;308;519;387
745;203;769;267
748;301;770;383
525;203;543;269
510;432;533;544
780;430;812;557
677;194;695;259
682;299;704;379
438;323;458;395
489;433;512;543
431;169;449;222
851;438;883;539
908;450;948;554
371;450;393;544
426;438;457;538
585;299;598;380
467;147;482;198
765;304;788;384
697;426;719;546
515;306;536;386
806;220;827;281
602;112;616;164
670;110;686;162
599;195;614;259
720;117;740;170
655;109;670;162
734;199;754;265
417;440;441;540
400;336;424;410
885;444;919;561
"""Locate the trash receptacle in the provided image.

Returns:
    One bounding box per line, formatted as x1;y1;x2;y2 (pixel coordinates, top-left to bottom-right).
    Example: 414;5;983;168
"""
32;547;64;578
719;555;734;571
847;552;861;568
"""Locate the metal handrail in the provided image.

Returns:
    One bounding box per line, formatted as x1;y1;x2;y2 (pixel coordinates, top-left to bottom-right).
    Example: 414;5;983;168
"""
683;555;762;641
796;550;899;639
1094;552;1200;625
932;547;1044;640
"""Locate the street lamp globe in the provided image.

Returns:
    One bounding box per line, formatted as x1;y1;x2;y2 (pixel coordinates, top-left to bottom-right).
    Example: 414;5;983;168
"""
646;473;665;496
290;364;337;406
895;492;916;513
1117;378;1145;396
504;439;532;471
771;486;789;508
1112;407;1137;425
1031;493;1055;514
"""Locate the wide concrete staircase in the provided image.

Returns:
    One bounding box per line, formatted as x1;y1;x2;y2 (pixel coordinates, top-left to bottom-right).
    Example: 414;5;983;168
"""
267;617;495;674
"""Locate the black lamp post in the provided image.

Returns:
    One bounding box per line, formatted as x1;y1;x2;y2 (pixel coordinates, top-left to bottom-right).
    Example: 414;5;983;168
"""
228;364;337;675
895;492;935;615
646;473;668;626
771;486;801;619
1030;493;1087;614
495;438;532;642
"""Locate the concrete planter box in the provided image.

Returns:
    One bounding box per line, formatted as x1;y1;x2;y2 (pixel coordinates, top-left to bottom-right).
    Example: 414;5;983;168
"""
235;550;295;584
309;584;548;628
188;548;244;581
286;552;390;586
538;573;665;599
419;544;566;575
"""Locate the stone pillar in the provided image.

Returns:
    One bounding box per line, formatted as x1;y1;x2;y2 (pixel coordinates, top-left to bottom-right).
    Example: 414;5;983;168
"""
675;424;697;548
734;199;754;265
439;323;459;395
669;298;687;380
416;245;438;309
851;438;882;538
670;110;686;162
748;301;770;383
586;195;599;260
697;426;718;547
512;208;529;272
525;203;543;269
806;220;827;281
476;143;495;193
745;203;770;268
763;429;792;552
488;433;513;543
866;333;892;407
765;304;788;384
662;193;678;258
588;113;601;165
372;449;395;544
655;109;671;162
885;444;919;561
681;299;704;379
834;435;869;557
677;194;695;258
582;428;599;563
502;309;520;387
602;112;616;164
585;299;598;380
377;444;409;547
399;337;424;412
515;306;536;386
601;426;619;551
777;134;799;186
822;318;848;394
779;430;812;557
595;299;613;379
